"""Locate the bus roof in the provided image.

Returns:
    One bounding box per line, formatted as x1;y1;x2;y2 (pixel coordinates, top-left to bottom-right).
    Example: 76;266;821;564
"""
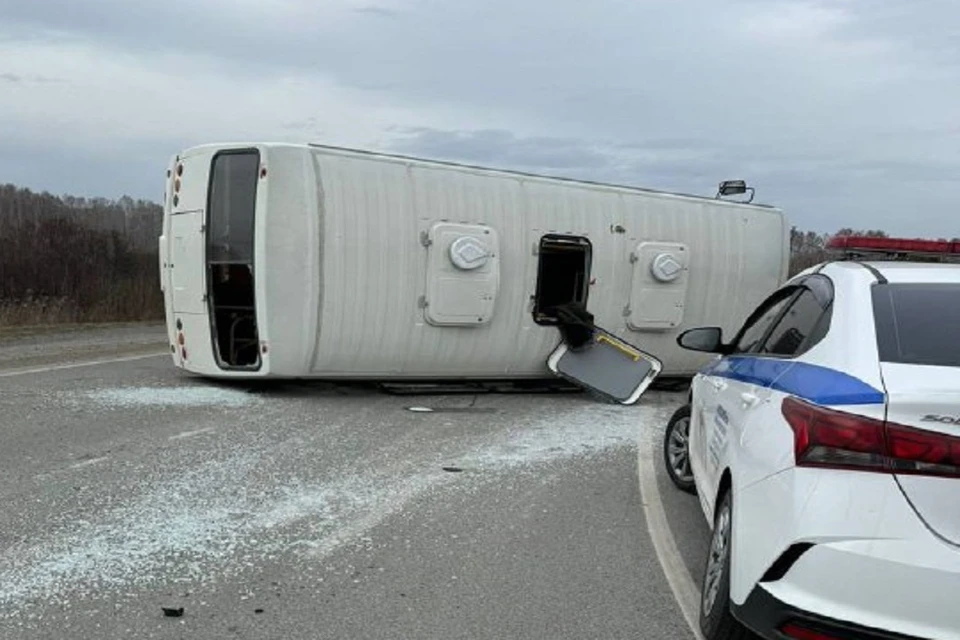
178;141;780;211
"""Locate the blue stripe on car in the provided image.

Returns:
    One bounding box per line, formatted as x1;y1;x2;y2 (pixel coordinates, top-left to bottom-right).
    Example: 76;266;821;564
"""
699;357;885;406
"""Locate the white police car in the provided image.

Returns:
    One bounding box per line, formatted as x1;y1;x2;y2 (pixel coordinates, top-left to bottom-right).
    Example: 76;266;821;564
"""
663;244;960;640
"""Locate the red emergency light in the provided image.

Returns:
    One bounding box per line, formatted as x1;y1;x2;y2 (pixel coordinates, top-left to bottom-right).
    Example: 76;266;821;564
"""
826;235;960;256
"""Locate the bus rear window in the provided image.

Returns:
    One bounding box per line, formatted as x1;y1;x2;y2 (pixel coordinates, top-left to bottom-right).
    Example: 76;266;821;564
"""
208;150;259;263
872;283;960;367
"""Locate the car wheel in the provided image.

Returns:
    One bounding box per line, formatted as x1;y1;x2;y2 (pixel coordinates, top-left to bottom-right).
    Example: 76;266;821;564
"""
663;405;696;494
699;491;754;640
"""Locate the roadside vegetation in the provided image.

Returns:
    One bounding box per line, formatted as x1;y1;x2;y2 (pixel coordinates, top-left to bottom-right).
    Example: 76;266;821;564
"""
0;182;938;327
0;184;162;326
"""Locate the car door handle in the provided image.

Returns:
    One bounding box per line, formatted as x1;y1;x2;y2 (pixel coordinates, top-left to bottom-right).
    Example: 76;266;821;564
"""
740;392;759;407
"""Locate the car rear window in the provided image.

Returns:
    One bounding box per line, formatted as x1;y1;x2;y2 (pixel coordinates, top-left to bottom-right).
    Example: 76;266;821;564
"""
872;283;960;367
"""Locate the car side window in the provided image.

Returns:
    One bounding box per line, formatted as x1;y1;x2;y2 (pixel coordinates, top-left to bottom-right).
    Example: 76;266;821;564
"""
759;290;828;356
759;275;834;357
731;290;797;354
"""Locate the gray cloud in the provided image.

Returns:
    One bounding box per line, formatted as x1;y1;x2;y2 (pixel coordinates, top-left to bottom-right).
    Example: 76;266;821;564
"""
0;0;958;237
0;134;169;202
279;117;326;139
0;71;61;84
352;5;402;18
389;128;618;172
383;125;960;236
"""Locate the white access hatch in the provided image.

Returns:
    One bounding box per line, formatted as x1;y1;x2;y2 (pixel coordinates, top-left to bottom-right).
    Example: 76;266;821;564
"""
627;241;690;332
422;222;500;327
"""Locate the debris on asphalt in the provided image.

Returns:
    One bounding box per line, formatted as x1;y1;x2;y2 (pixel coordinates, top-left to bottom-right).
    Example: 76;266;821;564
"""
254;608;264;614
406;406;498;414
442;466;463;473
162;606;184;618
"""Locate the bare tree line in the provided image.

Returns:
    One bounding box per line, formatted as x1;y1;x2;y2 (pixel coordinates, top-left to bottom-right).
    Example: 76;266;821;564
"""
0;184;162;325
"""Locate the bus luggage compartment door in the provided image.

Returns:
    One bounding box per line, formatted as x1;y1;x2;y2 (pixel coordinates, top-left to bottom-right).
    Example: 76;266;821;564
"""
169;209;206;315
422;222;500;327
547;329;663;405
627;241;689;332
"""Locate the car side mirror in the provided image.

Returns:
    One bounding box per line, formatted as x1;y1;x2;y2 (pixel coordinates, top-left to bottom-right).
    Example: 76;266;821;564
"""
677;327;725;354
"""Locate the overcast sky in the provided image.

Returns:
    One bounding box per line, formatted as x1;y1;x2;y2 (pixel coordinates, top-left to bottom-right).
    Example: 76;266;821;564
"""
1;0;957;236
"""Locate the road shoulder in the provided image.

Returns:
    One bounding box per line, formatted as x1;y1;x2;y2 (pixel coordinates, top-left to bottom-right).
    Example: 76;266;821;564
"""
0;322;167;373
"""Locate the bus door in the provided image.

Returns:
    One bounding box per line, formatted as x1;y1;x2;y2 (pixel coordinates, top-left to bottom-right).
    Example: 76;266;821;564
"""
169;154;209;315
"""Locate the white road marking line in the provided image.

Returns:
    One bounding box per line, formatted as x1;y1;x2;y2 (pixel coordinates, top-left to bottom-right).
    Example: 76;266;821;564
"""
68;456;110;470
0;352;167;378
637;435;706;640
168;427;217;441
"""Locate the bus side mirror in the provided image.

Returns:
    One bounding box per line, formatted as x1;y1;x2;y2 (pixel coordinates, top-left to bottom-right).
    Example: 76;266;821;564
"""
677;327;724;353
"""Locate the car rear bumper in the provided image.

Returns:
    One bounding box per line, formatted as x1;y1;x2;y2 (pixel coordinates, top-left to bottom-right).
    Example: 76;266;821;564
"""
733;585;931;640
738;536;960;640
732;465;960;639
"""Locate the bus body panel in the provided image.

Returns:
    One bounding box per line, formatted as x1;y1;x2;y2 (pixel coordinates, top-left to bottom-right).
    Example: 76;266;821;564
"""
258;145;322;376
160;142;789;379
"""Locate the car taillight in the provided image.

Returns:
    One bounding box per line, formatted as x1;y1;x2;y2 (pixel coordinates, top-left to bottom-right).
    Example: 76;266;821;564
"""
781;397;886;471
782;397;960;477
780;622;843;640
176;327;188;362
887;423;960;477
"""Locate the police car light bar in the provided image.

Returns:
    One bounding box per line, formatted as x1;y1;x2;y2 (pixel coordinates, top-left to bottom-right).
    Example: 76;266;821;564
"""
826;235;960;258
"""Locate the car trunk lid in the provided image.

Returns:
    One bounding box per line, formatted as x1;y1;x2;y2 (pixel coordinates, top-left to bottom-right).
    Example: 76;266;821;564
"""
881;362;960;546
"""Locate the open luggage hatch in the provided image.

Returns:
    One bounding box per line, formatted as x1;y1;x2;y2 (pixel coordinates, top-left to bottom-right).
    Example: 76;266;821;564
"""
533;234;662;404
547;330;662;405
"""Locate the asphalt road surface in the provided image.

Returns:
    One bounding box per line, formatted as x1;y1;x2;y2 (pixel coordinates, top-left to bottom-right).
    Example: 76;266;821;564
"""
0;325;712;639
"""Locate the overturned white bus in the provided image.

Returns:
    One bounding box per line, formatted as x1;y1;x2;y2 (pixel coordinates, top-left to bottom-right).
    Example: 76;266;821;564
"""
158;142;789;401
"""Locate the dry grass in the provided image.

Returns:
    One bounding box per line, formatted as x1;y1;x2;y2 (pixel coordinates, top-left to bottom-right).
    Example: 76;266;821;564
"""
1;193;164;327
0;280;163;326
